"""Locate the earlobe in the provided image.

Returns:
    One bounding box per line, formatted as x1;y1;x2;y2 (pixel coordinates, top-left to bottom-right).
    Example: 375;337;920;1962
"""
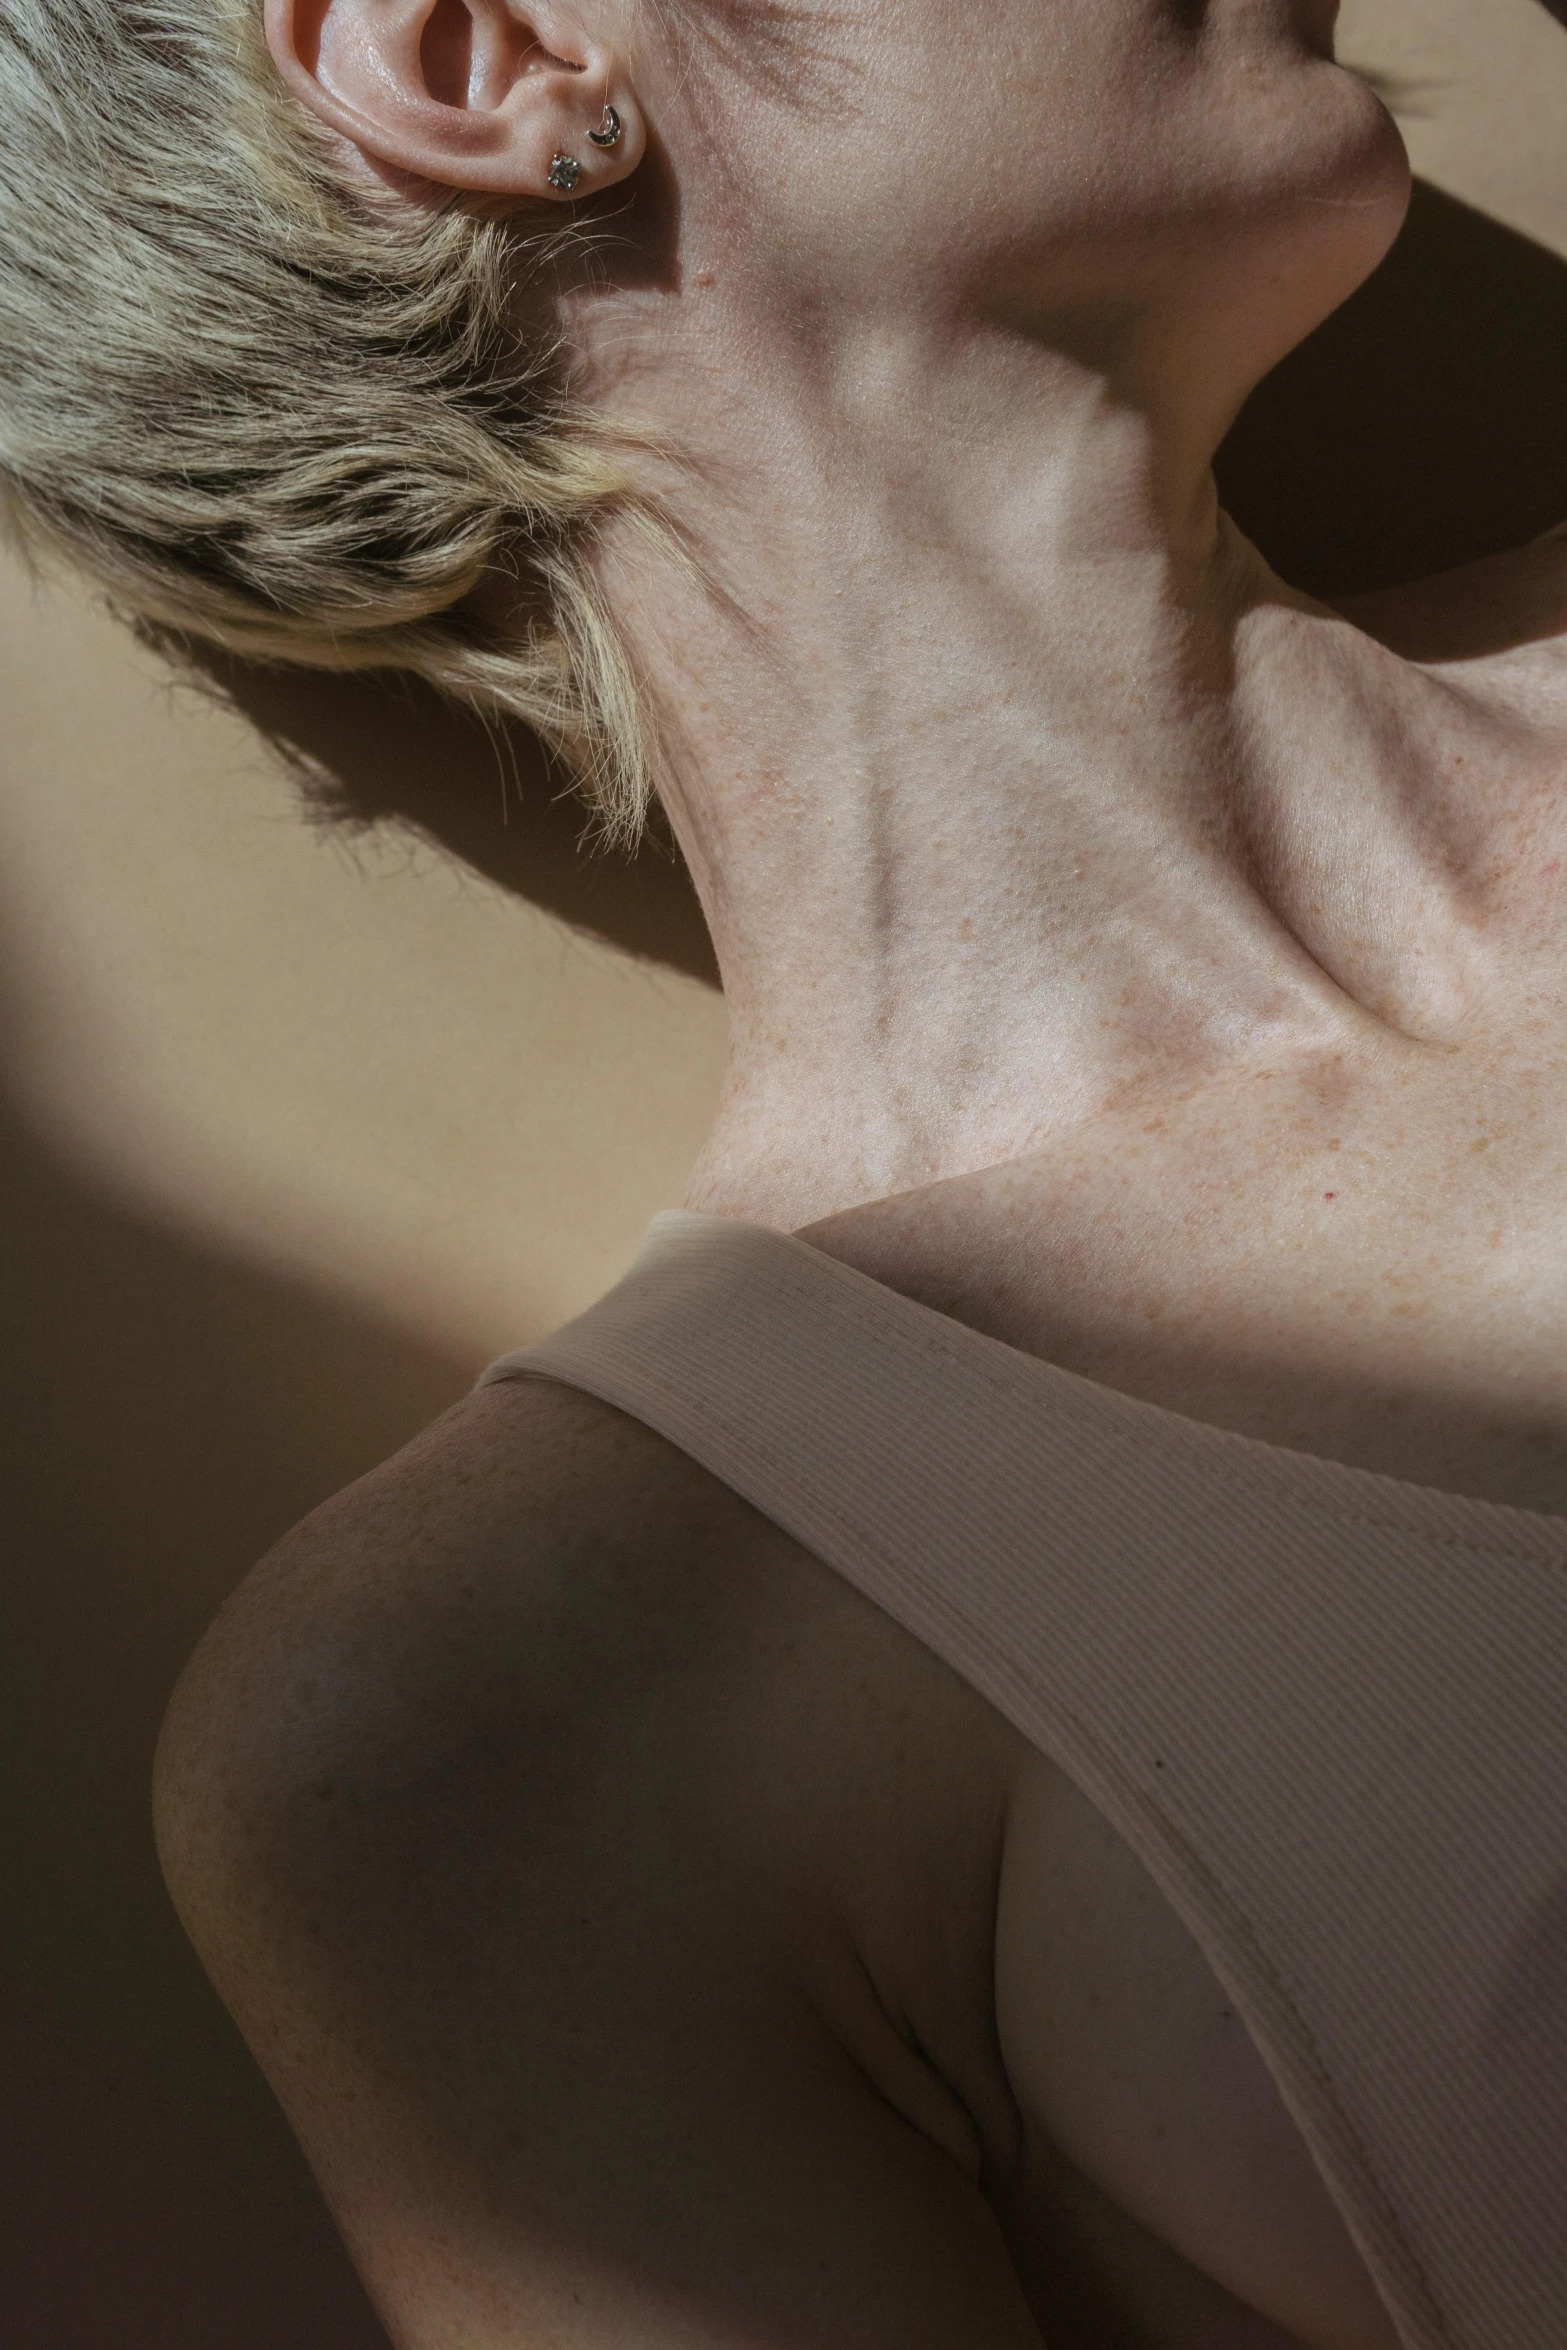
262;0;645;200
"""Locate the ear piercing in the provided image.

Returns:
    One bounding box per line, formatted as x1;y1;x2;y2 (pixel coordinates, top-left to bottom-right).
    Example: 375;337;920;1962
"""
548;104;623;195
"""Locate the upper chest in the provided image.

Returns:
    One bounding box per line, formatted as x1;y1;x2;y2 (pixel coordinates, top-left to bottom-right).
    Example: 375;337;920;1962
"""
807;1016;1567;1512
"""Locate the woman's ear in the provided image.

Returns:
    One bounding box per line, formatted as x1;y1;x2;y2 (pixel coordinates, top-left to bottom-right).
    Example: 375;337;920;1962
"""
263;0;644;198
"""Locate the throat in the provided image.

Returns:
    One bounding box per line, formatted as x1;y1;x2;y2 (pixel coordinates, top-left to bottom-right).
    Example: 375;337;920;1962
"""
685;883;1356;1232
671;580;1475;1234
601;412;1489;1232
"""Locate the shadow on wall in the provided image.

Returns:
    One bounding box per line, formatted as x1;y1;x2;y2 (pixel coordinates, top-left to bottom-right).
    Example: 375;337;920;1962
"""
1218;181;1567;595
0;1062;469;2349
5;174;1567;2350
193;651;724;989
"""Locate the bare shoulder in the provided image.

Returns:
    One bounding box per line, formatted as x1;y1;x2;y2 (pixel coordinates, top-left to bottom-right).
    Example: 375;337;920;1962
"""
153;1375;1039;2350
150;1370;813;2073
153;1373;769;1819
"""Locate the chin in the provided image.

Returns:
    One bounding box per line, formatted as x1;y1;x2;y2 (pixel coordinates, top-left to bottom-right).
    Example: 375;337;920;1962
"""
1194;61;1412;386
1284;66;1411;315
1276;49;1409;211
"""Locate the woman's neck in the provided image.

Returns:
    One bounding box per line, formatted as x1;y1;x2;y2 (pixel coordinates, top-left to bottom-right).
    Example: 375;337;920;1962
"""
586;306;1491;1228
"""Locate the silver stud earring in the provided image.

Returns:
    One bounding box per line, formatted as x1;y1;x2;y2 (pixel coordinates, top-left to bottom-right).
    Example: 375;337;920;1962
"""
586;103;623;151
547;152;581;192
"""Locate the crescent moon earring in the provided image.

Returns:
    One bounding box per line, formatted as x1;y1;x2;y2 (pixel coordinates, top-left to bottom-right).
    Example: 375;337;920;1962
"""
586;103;623;150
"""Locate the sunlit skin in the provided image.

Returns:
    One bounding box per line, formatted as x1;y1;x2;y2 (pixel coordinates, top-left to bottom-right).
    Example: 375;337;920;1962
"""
156;2;1567;2346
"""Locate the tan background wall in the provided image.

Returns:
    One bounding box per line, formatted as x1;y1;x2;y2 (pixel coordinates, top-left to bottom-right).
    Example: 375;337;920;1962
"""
5;3;1567;2340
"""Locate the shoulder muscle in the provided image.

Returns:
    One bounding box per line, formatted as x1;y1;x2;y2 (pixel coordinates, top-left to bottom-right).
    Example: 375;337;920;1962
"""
152;1379;1046;2349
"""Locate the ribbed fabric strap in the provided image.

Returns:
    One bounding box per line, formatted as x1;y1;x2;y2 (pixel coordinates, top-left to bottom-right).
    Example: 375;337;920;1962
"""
478;1210;1567;2350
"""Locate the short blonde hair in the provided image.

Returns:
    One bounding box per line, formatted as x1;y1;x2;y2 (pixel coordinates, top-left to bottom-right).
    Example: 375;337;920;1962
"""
0;0;653;842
